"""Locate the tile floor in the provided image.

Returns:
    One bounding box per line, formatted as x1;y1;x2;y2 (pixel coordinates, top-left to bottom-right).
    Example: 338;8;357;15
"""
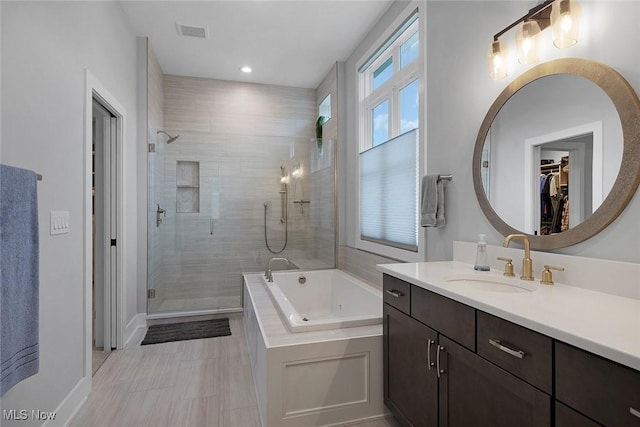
71;317;399;427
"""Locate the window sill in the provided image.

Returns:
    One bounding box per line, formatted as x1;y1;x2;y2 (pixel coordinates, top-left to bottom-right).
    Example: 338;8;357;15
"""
355;237;424;263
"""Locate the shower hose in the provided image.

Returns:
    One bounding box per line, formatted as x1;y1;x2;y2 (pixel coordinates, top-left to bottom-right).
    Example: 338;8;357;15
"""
264;201;288;254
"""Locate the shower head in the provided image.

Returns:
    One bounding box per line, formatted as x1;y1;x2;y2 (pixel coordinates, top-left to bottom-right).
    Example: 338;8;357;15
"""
157;130;180;144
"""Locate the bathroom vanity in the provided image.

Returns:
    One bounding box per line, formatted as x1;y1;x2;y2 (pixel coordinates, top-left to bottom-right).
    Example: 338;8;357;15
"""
378;259;640;427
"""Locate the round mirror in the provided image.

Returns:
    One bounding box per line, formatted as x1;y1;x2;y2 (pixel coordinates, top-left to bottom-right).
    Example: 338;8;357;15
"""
473;58;640;249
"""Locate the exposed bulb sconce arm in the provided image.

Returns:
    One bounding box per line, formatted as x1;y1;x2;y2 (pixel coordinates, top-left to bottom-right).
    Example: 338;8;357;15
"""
493;0;554;41
488;0;580;79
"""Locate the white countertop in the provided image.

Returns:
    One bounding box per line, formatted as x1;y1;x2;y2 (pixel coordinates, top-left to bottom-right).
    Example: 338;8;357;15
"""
377;261;640;371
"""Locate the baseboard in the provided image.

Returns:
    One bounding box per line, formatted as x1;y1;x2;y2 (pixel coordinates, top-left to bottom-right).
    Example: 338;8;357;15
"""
124;313;147;347
42;376;90;427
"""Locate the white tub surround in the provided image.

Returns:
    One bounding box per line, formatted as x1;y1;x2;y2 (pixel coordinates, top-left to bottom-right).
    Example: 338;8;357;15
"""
243;273;389;427
376;257;640;372
263;270;382;332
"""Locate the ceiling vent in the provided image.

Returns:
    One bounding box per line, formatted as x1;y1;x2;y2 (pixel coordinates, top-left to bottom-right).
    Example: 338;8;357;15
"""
176;22;208;39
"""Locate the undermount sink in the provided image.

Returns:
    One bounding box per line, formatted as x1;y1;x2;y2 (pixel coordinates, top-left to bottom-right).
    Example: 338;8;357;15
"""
443;273;536;293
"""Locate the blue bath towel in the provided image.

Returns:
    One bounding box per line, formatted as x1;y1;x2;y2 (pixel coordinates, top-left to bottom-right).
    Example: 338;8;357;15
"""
1;164;39;396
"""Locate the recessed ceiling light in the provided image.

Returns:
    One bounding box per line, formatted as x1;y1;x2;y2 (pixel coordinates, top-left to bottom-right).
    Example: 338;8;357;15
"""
241;66;252;73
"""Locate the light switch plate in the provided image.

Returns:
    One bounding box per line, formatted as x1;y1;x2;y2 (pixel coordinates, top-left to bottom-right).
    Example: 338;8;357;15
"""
50;211;70;235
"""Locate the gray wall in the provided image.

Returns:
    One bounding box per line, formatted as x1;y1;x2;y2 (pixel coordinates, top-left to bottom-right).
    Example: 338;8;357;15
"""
424;0;640;264
1;1;139;424
341;0;640;281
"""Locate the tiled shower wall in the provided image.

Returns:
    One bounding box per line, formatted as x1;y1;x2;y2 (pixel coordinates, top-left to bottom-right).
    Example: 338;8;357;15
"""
148;75;329;313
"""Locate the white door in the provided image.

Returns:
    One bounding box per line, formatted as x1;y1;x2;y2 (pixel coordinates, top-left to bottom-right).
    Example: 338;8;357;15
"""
92;99;117;370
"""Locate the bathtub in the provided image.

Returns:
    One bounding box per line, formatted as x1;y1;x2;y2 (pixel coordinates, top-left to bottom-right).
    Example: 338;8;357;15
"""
243;271;389;426
262;269;382;332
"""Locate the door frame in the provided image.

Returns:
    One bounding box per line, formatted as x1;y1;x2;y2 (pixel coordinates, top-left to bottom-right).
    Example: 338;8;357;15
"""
84;70;125;382
523;121;603;234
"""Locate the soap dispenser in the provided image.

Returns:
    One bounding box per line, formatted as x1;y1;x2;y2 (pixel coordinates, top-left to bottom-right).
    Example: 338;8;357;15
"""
474;234;490;271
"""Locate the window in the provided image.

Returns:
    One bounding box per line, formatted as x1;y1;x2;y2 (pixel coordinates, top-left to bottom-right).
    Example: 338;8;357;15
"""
357;11;421;257
372;100;390;147
360;130;419;251
319;94;331;121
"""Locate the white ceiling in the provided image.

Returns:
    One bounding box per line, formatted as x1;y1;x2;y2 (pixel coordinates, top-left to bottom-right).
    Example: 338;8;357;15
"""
120;1;395;89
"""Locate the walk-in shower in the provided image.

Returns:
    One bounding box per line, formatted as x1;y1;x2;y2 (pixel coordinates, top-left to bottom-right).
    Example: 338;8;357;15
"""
147;134;335;315
146;75;337;316
146;73;337;316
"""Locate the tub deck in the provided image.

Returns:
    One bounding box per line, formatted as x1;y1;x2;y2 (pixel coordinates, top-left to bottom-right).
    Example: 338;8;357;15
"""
243;272;387;427
243;272;382;348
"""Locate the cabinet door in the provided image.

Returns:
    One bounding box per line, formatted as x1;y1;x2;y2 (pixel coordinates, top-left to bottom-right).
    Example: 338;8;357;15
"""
438;335;551;427
556;342;640;426
384;303;438;427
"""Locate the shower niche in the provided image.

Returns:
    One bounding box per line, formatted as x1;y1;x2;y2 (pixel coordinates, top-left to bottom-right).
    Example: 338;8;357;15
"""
176;160;200;213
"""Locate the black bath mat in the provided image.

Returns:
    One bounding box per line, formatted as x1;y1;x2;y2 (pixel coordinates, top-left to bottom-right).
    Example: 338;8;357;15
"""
141;318;231;345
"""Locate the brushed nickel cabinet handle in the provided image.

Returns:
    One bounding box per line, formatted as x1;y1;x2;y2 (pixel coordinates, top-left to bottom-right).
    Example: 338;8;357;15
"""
427;339;434;370
489;339;525;359
631;407;640;419
385;289;404;298
437;345;445;378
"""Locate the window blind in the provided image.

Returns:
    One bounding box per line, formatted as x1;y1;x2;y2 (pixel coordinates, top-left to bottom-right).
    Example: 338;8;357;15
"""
360;129;419;251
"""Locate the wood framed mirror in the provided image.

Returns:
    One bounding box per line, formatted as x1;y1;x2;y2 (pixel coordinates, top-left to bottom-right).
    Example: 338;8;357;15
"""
473;58;640;249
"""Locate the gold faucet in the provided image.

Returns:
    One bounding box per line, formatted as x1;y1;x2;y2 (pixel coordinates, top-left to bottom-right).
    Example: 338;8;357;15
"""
503;234;534;281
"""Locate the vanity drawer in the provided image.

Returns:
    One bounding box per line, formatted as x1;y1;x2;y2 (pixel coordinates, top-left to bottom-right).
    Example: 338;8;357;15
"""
383;274;411;315
477;311;552;394
411;286;475;351
556;342;640;426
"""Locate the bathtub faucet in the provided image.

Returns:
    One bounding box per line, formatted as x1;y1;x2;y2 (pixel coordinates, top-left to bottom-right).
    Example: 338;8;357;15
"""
265;257;290;282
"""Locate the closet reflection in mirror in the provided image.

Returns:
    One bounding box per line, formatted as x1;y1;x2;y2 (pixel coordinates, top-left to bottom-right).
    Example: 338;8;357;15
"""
481;73;622;236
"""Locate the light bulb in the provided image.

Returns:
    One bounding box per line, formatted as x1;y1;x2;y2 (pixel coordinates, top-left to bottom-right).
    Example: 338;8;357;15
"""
487;40;508;80
551;0;581;48
516;21;540;64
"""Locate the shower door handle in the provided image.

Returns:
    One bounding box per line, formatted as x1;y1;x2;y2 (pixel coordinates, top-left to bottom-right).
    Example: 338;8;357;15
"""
156;204;166;227
210;219;214;236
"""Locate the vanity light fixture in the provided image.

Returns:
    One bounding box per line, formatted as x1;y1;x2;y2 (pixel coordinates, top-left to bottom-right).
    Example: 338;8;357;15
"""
241;66;252;73
551;0;581;48
488;0;581;80
487;40;509;80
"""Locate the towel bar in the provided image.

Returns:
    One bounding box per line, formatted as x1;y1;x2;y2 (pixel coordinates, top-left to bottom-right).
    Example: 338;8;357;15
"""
438;174;452;182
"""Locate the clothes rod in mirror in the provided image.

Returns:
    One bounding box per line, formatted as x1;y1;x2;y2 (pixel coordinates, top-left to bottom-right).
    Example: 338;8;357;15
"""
488;0;581;80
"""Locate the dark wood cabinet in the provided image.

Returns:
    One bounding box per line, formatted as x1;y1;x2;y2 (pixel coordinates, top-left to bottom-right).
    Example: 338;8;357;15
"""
555;402;602;427
383;273;640;427
383;274;551;427
384;303;437;427
411;285;476;351
438;335;551;427
556;342;640;426
477;311;552;394
383;274;411;314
